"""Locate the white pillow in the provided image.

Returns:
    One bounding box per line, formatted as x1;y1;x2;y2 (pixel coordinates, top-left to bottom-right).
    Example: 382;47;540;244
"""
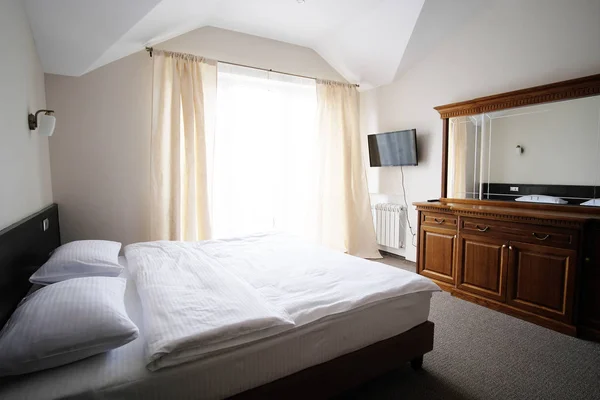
515;195;567;205
0;277;138;376
581;199;600;207
30;240;123;285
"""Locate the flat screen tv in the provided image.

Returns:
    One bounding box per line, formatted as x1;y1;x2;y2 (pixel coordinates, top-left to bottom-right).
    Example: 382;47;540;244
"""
368;129;418;167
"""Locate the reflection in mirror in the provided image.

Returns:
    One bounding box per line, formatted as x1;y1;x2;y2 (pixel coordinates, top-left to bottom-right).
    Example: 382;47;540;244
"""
485;95;600;206
447;116;482;199
447;95;600;206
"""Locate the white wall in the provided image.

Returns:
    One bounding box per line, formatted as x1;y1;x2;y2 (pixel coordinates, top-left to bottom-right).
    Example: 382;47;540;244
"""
46;26;346;245
0;0;52;229
361;0;600;261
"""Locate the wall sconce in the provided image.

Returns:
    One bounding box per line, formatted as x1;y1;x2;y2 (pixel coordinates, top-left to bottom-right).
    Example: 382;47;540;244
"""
28;110;56;137
516;145;524;155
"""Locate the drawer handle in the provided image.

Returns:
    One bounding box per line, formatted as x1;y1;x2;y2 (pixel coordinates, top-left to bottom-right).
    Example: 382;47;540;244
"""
475;225;489;232
532;233;550;241
434;218;445;224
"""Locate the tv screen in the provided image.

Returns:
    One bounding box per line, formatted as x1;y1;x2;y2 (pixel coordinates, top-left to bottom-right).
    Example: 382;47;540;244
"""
368;129;418;167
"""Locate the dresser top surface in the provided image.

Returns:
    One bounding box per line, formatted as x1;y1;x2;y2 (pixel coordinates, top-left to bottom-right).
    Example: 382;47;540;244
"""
414;201;600;223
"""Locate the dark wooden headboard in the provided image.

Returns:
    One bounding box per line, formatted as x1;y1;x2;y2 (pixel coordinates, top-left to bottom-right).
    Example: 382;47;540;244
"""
0;204;60;328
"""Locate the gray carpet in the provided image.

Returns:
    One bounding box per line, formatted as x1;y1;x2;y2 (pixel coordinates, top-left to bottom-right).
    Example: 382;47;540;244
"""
339;256;600;400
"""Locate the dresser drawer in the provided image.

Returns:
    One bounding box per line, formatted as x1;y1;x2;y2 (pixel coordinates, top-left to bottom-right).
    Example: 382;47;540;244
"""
460;217;577;248
422;212;457;228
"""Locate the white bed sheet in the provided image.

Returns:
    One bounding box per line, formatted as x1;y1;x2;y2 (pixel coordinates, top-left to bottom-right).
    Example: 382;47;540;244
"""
125;233;438;371
0;258;432;400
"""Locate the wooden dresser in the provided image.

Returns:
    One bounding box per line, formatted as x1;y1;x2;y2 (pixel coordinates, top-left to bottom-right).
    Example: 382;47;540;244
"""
415;202;600;339
416;73;600;340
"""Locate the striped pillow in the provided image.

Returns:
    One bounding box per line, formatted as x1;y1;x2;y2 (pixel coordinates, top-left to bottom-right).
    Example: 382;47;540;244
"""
30;240;123;285
0;277;138;376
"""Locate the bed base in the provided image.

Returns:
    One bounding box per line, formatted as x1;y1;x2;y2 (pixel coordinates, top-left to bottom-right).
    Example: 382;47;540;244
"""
231;320;435;400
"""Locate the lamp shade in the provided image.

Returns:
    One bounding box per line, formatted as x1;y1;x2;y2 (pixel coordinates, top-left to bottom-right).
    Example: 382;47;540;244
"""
38;114;56;137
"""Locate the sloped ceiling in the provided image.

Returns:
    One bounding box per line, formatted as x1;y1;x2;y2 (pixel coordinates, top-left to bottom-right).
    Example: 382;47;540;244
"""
393;0;492;81
24;0;491;89
24;0;163;77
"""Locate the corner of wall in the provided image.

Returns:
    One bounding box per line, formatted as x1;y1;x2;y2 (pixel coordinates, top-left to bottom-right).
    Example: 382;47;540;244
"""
0;0;53;229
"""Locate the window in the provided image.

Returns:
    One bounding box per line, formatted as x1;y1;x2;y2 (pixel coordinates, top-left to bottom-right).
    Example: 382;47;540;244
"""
211;64;318;239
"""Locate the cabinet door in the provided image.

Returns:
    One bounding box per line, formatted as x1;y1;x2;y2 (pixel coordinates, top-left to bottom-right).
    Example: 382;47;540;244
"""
507;242;576;323
580;224;600;331
418;225;456;285
456;233;508;302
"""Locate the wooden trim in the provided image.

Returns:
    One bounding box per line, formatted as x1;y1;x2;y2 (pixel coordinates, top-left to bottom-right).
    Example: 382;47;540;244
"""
438;198;600;217
440;119;449;198
414;202;590;229
231;321;435;400
434;73;600;118
432;280;454;293
414;202;453;214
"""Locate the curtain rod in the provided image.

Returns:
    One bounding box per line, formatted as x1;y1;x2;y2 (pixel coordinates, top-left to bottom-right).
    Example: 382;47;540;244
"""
145;47;359;88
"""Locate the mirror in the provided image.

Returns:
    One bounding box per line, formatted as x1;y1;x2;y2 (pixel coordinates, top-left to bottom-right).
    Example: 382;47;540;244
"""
447;95;600;206
447;115;483;199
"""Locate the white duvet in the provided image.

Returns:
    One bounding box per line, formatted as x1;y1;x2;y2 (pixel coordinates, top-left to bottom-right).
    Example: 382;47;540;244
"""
125;232;439;371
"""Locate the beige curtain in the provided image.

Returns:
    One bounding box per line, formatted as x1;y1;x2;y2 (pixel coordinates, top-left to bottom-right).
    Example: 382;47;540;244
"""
315;80;381;259
448;118;468;197
150;50;217;241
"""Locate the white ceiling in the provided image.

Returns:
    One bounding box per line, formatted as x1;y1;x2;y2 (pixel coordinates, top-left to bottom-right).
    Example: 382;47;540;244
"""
24;0;491;88
393;0;492;81
24;0;163;77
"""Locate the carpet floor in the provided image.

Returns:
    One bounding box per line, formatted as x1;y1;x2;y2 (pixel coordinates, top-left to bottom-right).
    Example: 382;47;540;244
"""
338;256;600;400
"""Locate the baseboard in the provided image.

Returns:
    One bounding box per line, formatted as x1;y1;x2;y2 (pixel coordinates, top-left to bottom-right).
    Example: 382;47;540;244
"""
430;280;454;293
377;245;404;257
379;250;408;260
578;325;600;342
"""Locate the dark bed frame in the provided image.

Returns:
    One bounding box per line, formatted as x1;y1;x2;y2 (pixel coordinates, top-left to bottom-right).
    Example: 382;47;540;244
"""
0;204;60;327
0;204;435;399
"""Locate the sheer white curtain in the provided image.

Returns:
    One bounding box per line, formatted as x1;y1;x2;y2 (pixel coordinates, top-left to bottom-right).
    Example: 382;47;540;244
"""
315;80;380;259
448;117;468;198
211;64;318;239
150;50;217;241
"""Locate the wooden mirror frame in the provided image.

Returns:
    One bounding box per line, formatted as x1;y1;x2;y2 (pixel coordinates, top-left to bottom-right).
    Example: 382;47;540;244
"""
434;73;600;214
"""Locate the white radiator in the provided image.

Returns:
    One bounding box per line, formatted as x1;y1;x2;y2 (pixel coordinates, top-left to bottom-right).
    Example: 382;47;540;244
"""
371;203;406;250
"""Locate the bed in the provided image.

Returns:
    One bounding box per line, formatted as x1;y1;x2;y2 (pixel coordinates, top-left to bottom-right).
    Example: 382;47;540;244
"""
0;204;438;399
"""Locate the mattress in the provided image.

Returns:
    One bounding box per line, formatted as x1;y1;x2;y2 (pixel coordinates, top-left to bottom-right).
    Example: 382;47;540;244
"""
0;258;433;400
